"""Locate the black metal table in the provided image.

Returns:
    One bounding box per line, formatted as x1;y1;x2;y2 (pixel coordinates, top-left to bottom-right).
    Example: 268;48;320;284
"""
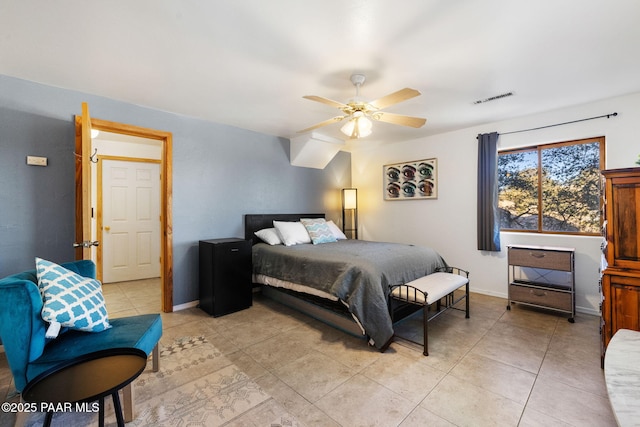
22;347;147;427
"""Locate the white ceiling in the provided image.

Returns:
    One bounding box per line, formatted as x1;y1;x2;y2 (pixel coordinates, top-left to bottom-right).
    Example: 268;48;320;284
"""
2;0;640;148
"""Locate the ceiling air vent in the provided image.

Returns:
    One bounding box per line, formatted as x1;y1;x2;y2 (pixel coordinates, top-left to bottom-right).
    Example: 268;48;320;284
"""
473;92;514;105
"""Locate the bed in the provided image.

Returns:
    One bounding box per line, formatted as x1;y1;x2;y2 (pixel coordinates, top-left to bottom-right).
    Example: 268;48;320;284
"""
245;213;447;350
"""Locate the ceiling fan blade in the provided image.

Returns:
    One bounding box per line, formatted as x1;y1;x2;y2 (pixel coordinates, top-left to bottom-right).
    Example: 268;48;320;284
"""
297;116;346;133
373;112;426;128
303;95;350;110
368;88;421;110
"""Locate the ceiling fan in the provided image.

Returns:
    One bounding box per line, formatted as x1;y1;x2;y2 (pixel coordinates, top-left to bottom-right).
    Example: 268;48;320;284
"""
297;74;427;139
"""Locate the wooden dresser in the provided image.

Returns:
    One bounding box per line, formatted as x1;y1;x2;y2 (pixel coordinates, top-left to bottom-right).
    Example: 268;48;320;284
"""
601;167;640;359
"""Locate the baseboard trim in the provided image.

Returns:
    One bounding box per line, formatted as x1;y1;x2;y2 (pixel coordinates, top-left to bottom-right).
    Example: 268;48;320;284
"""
173;300;199;311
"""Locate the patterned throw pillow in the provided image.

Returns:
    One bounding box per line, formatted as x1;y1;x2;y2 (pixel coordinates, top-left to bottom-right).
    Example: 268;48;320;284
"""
300;218;338;245
36;258;111;338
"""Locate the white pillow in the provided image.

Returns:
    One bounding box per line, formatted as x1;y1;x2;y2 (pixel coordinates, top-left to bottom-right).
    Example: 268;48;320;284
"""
327;220;348;240
254;228;282;245
273;221;311;246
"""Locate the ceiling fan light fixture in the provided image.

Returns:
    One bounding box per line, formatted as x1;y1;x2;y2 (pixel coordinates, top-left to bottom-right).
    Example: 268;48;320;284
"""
340;119;355;137
298;73;425;137
341;113;372;138
357;116;373;135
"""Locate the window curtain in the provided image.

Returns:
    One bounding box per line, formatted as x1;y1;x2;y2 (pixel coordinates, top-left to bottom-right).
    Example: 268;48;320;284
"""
477;132;501;251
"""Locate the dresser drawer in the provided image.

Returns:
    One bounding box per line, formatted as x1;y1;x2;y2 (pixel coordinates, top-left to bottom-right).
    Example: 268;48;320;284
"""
509;283;572;312
508;247;572;271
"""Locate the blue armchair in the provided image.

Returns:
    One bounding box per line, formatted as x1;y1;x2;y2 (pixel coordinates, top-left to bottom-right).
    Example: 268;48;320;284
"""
0;260;162;421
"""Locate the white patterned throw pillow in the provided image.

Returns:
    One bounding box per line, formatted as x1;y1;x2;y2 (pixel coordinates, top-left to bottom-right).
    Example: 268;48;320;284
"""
36;257;111;338
301;218;338;244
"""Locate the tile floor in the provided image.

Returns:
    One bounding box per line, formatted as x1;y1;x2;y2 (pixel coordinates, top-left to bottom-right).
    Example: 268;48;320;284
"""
101;278;164;318
1;280;617;426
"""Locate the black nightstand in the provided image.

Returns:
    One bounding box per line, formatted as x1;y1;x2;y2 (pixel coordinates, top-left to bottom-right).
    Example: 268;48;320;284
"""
199;238;252;317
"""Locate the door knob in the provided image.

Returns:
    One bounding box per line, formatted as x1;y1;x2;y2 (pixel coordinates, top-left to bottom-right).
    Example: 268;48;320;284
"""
104;226;110;231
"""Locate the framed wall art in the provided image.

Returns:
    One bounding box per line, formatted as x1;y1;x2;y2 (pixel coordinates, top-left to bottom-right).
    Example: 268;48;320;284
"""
383;158;437;200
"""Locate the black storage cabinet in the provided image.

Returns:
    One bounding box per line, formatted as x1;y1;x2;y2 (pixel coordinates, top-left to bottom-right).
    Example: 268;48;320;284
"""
199;238;252;316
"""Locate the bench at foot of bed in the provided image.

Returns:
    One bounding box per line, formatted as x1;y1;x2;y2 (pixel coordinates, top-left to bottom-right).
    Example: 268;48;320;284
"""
389;266;470;356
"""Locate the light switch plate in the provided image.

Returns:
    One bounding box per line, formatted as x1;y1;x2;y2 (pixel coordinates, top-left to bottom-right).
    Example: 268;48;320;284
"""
27;156;47;166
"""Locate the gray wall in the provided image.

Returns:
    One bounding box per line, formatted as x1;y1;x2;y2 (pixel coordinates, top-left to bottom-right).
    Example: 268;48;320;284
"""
0;75;351;305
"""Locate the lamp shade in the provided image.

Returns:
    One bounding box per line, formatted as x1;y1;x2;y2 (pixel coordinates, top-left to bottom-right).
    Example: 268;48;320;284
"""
342;188;357;209
340;119;355;137
340;113;372;139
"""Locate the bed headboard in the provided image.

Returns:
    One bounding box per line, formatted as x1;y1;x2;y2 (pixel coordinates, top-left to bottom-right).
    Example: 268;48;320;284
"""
244;213;325;245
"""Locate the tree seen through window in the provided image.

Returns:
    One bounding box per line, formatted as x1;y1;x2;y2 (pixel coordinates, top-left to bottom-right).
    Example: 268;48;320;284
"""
498;137;604;234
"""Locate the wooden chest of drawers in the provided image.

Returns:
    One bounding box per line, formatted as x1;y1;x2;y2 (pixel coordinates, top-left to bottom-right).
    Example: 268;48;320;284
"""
600;167;640;359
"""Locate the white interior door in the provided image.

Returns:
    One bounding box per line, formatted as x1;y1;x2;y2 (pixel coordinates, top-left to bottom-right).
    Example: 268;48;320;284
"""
102;159;161;283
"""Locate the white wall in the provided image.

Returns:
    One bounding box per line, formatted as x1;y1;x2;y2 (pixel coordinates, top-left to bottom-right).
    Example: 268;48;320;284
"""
352;91;640;315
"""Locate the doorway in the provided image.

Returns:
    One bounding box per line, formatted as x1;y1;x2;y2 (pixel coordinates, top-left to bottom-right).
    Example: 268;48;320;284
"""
75;115;173;312
99;157;161;283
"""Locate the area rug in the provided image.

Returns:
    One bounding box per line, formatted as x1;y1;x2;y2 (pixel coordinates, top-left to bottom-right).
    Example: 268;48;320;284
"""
20;336;302;427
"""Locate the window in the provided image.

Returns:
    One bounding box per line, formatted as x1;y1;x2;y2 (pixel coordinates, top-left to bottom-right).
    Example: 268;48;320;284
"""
498;136;605;235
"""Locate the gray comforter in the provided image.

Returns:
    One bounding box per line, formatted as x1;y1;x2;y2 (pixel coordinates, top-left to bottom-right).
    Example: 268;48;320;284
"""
252;239;447;348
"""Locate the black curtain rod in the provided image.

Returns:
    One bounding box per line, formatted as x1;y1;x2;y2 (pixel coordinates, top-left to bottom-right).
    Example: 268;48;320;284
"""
497;112;618;137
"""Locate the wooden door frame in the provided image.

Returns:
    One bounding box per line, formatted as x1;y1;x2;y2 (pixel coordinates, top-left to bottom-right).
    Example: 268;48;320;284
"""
75;116;173;313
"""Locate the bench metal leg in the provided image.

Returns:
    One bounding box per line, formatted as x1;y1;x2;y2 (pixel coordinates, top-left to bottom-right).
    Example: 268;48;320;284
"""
465;282;470;318
423;304;429;356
